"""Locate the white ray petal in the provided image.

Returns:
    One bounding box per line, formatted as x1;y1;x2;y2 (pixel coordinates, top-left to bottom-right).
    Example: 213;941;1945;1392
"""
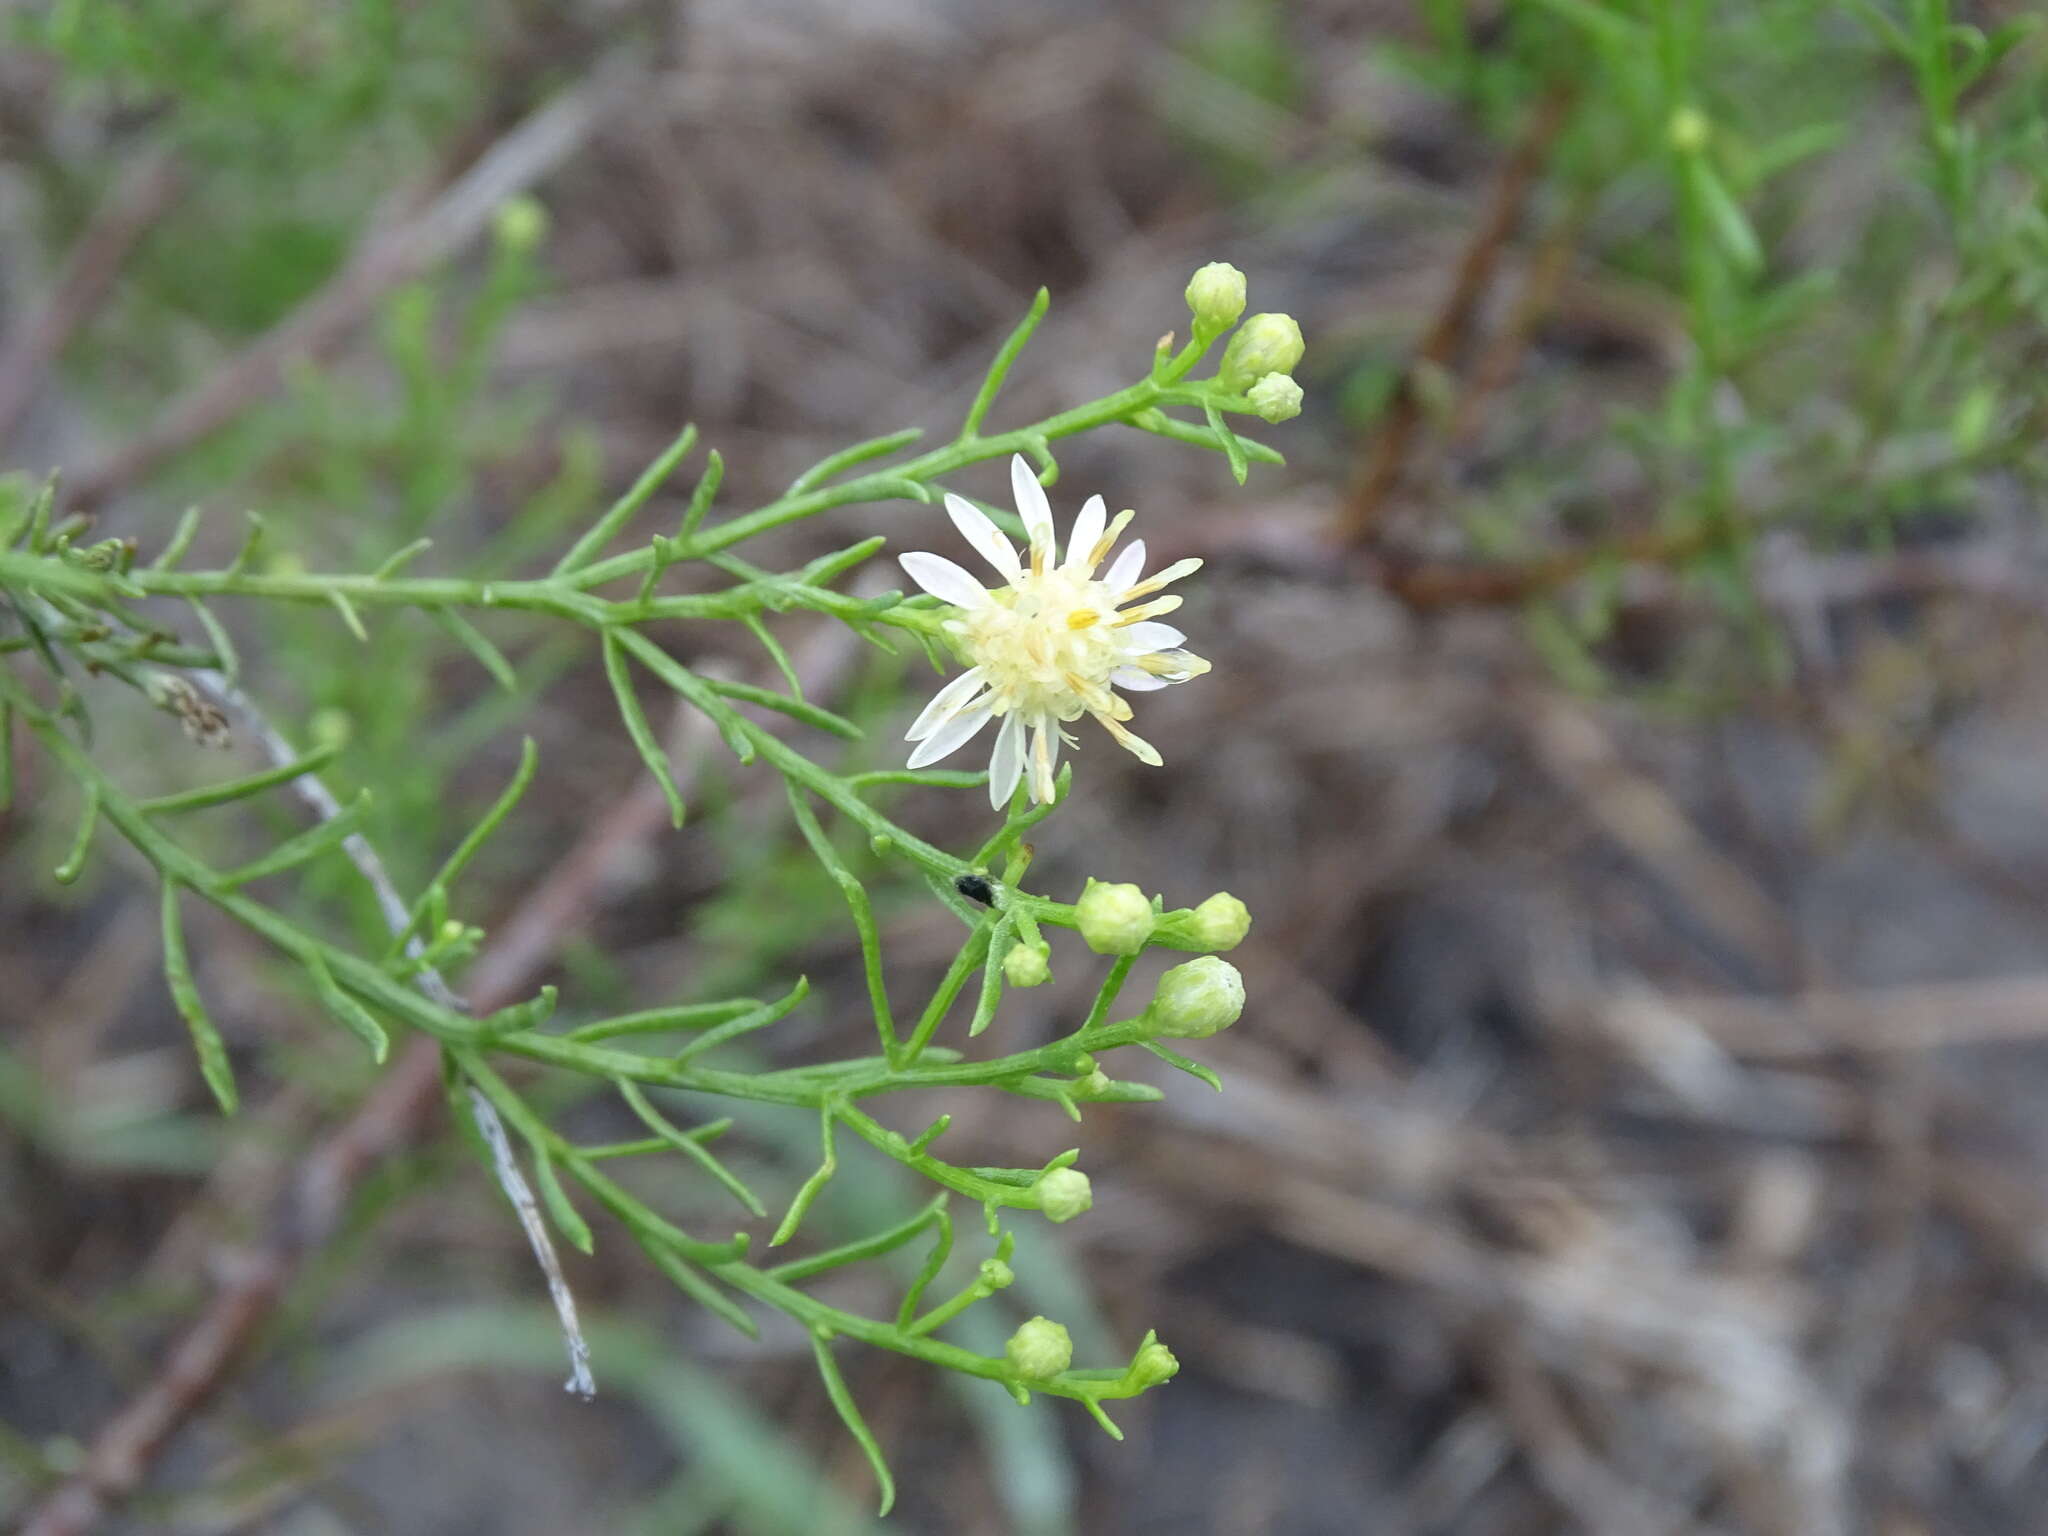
1063;494;1106;571
943;494;1023;584
1010;455;1054;563
899;551;992;609
906;666;989;741
987;712;1027;808
907;703;993;768
1119;621;1186;652
1102;539;1146;594
1109;666;1173;691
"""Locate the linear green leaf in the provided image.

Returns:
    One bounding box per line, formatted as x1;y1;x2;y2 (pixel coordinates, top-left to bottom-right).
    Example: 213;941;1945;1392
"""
602;630;687;827
429;608;518;691
810;1330;897;1517
961;287;1048;439
52;783;98;884
306;949;391;1064
137;742;341;815
160;882;237;1114
216;791;371;888
617;1078;766;1218
554;423;697;576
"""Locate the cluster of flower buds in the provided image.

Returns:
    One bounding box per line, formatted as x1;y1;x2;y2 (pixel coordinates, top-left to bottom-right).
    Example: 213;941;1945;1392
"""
1186;262;1306;424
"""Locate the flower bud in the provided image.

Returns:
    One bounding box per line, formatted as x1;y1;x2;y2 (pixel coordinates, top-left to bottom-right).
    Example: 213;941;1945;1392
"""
1668;105;1710;153
1076;1068;1112;1098
1184;261;1247;333
1246;372;1303;424
1003;940;1052;988
1005;1316;1073;1380
1075;879;1153;955
977;1257;1015;1292
1219;312;1305;393
1147;956;1245;1039
1033;1166;1093;1223
494;194;549;251
1188;892;1252;951
1128;1339;1180;1389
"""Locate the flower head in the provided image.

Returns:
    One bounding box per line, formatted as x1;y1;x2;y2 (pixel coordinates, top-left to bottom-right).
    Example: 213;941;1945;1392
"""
900;456;1209;808
1005;1316;1074;1380
1033;1166;1093;1223
1146;956;1246;1038
1219;312;1305;394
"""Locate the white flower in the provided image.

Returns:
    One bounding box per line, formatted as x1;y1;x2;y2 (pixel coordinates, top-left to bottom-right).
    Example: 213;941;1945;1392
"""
899;455;1210;809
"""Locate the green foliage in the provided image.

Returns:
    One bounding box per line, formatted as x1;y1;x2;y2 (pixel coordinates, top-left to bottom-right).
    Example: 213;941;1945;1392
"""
0;273;1290;1512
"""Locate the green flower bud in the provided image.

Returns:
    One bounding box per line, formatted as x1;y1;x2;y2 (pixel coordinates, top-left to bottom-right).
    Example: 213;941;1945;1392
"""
1188;892;1252;951
1246;372;1303;424
494;194;549;251
1184;261;1247;333
1128;1339;1180;1389
1147;956;1245;1039
1075;879;1153;955
1076;1068;1112;1098
1005;1316;1073;1381
1668;105;1710;153
1219;312;1305;394
309;707;353;750
1033;1166;1093;1223
1003;940;1052;988
977;1257;1015;1292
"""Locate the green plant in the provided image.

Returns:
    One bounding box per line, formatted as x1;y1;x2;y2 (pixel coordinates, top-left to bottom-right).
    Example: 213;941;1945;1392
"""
0;269;1299;1514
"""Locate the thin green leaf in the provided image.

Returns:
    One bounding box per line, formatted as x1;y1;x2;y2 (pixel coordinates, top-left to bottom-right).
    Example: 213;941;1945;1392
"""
305;950;391;1064
810;1330;897;1517
533;1146;595;1255
603;630;688;828
216;791;371;888
152;507;203;571
671;976;811;1066
388;736;541;956
554;423;697;576
160;882;237;1114
638;1237;759;1340
327;589;369;643
1139;1038;1224;1092
789;428;924;494
961;288;1049;439
742;613;803;700
617;1078;767;1218
786;786;896;1062
847;768;987;791
429;608;518;691
676;448;724;544
186;597;239;684
372;537;434;580
52;783;98;884
895;1201;954;1328
1126;407;1284;465
1687;157;1763;271
1203;400;1250;485
567;999;760;1043
137;742;341;815
769;1102;840;1247
766;1193;948;1284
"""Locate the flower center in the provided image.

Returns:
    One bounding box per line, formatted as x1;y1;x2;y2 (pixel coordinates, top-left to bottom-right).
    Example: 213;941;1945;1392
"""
957;569;1126;723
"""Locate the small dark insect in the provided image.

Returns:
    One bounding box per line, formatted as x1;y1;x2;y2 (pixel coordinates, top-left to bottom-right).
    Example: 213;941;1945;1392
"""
954;873;996;906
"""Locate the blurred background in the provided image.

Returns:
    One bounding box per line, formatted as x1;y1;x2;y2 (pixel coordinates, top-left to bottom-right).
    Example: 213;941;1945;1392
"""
5;1;2048;1532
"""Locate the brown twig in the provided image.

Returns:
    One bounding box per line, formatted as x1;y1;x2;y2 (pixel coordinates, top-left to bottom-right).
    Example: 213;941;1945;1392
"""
1335;84;1576;548
0;146;184;452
